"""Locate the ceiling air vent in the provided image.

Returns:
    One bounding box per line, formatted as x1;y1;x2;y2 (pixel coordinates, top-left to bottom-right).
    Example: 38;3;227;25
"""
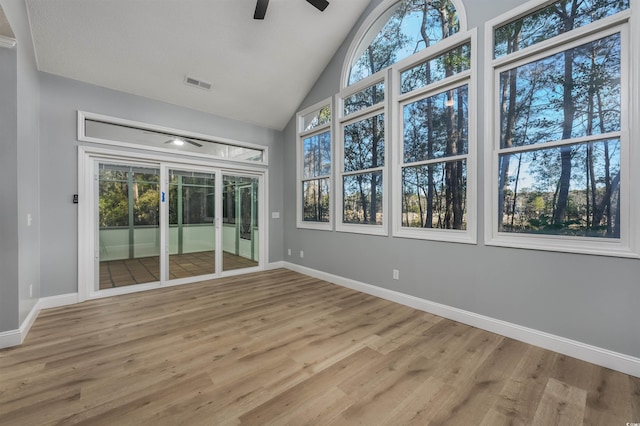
184;76;212;91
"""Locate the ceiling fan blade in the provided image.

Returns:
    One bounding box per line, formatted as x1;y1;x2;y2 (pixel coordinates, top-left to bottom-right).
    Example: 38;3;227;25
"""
306;0;329;12
185;138;203;148
254;0;269;19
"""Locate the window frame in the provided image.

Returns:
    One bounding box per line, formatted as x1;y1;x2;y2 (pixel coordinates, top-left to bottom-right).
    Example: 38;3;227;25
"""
296;97;334;230
337;71;389;235
340;0;468;89
391;30;477;243
484;0;638;258
337;0;470;239
78;111;268;165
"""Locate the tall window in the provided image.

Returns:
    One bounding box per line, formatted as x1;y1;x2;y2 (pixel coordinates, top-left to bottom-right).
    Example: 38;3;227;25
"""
394;37;475;243
486;0;634;256
297;99;332;229
339;0;470;238
339;78;386;233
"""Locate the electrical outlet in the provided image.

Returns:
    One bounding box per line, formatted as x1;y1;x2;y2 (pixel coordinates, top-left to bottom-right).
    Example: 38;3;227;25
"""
29;284;33;297
287;248;291;256
393;269;400;280
300;250;304;258
27;213;32;227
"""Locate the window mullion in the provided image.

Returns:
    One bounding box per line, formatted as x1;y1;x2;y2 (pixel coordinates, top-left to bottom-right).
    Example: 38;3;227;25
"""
497;132;624;155
402;154;468;169
398;72;471;103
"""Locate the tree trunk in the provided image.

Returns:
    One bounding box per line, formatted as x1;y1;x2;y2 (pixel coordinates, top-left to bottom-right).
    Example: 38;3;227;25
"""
420;2;434;228
357;175;368;223
498;23;521;230
596;90;612;235
510;154;522;228
368;47;379;225
552;2;578;226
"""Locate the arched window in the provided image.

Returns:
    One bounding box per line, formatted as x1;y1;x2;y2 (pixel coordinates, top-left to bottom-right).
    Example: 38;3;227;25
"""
346;0;462;86
335;0;475;242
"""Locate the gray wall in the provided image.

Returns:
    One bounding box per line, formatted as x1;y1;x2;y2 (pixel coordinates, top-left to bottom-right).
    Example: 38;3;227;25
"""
283;0;640;358
38;72;284;297
0;0;41;331
14;0;41;324
0;43;19;331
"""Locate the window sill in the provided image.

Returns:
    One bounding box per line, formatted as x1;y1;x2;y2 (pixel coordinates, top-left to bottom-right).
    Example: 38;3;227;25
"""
394;227;476;244
297;221;333;231
336;223;388;236
485;233;639;259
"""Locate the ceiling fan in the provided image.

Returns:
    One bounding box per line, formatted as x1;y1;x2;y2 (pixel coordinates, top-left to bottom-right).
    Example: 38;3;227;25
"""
142;130;205;148
254;0;329;20
164;137;203;148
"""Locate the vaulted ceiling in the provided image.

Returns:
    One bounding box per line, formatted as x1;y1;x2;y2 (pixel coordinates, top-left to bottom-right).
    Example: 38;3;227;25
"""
0;4;15;39
25;0;371;130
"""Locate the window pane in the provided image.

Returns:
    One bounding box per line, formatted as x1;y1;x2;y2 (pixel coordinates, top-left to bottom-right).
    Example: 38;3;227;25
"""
499;33;620;149
98;164;161;290
348;0;459;85
86;119;264;162
402;160;467;229
343;172;383;225
99;180;129;227
404;85;468;163
98;165;160;228
344;82;385;116
169;172;216;225
344;114;385;172
303;105;331;131
498;139;620;238
401;43;471;94
133;181;160;226
303;178;330;222
303;131;331;179
494;0;629;58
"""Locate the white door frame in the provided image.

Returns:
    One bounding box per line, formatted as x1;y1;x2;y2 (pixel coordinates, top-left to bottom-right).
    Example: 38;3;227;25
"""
78;146;268;302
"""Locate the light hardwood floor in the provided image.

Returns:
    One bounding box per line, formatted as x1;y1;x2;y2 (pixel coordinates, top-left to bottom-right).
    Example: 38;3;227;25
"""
1;269;638;425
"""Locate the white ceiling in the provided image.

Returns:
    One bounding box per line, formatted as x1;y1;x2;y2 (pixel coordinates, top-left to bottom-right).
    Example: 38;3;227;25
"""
25;0;370;130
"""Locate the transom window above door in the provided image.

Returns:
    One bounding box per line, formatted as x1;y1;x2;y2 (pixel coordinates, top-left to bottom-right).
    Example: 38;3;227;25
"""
79;111;267;164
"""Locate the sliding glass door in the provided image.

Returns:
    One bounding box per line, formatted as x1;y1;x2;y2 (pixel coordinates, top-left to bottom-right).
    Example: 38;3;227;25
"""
168;169;217;280
222;175;259;272
97;162;161;290
91;158;263;297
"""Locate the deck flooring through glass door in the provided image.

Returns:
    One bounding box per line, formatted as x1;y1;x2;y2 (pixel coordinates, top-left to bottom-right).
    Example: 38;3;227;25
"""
99;251;258;289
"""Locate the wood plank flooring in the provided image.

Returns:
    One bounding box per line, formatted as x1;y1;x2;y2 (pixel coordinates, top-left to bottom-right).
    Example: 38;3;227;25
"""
1;269;638;425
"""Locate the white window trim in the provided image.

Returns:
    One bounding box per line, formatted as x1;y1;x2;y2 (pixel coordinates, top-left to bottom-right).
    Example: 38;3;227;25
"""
337;73;389;236
78;111;269;166
483;0;638;258
296;97;334;230
392;29;477;244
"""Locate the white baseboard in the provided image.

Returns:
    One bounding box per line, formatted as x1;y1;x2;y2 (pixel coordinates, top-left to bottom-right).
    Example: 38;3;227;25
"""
0;293;79;349
283;262;640;379
265;261;285;270
0;299;41;349
40;293;79;309
0;329;22;349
